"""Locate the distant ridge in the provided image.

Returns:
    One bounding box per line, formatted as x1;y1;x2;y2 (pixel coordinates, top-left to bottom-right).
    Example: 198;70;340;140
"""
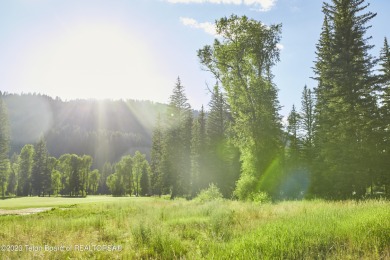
3;93;168;169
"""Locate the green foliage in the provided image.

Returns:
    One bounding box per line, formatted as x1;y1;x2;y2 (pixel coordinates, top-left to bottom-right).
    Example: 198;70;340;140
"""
51;170;61;196
98;162;113;194
194;183;223;203
0;197;389;259
198;15;283;200
88;169;100;195
159;77;193;199
31;138;51;196
311;0;379;199
3;94;166;169
17;144;34;196
132;151;149;196
150;114;164;196
0;92;10;198
105;152;150;197
205;84;240;198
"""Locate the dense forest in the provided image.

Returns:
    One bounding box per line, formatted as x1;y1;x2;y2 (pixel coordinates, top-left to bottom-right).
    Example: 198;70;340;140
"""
3;94;167;168
0;0;389;200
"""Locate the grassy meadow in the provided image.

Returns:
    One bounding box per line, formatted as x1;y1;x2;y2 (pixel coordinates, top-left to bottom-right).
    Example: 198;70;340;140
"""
0;196;389;259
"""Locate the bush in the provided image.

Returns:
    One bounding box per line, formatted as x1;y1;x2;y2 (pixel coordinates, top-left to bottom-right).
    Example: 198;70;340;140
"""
250;191;271;204
194;183;223;203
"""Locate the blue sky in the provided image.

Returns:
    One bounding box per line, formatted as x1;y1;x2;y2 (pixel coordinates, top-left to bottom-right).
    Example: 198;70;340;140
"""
0;0;389;117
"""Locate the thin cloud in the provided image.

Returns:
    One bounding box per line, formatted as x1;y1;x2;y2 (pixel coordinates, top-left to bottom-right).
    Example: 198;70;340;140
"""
167;0;277;12
180;17;218;37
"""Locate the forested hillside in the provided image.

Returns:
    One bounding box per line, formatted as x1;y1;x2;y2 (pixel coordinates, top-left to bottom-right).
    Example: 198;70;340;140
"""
3;94;167;168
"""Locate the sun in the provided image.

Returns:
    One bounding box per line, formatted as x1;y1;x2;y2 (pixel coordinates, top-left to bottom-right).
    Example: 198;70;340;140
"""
21;22;168;101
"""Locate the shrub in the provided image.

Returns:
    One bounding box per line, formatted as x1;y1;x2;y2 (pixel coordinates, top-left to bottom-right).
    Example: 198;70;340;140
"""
249;191;271;204
194;183;223;203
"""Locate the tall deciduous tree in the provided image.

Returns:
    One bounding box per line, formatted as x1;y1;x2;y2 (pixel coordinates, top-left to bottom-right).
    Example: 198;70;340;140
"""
312;0;378;199
99;162;113;194
114;155;133;196
7;153;19;196
88;169;100;195
17;144;34;196
198;15;283;200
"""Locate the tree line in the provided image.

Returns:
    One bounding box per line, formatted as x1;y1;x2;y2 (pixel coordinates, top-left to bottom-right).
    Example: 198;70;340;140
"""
2;94;164;169
0;112;151;197
149;0;389;200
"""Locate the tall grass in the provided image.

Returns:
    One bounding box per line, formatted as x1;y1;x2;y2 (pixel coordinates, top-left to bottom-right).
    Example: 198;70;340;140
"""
0;197;389;259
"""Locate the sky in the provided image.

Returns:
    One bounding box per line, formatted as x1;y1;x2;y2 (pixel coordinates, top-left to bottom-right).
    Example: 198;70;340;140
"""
0;0;389;117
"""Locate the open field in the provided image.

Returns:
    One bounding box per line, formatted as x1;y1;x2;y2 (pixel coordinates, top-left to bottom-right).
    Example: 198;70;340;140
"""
0;196;140;210
0;197;389;259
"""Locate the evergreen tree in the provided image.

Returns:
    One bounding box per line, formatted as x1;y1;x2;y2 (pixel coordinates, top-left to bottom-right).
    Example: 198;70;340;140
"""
378;37;390;195
31;138;51;196
0;92;10;198
150;114;164;196
286;105;301;162
198;15;283;200
205;84;240;197
312;0;378;199
300;85;315;163
190;118;201;197
190;106;207;196
162;77;192;199
17;144;34;196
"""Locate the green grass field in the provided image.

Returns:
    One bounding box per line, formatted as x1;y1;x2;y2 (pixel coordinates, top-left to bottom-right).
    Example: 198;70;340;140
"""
1;196;389;259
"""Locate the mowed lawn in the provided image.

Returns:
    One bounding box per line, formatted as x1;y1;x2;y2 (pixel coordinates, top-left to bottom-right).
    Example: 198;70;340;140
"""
0;196;389;259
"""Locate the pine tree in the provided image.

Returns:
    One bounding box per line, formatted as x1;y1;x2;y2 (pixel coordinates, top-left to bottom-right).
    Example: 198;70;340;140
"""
312;0;378;199
163;77;192;199
378;37;390;195
150;114;164;196
31;138;51;196
300;85;315;163
190;118;201;197
205;84;240;197
286;105;301;162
